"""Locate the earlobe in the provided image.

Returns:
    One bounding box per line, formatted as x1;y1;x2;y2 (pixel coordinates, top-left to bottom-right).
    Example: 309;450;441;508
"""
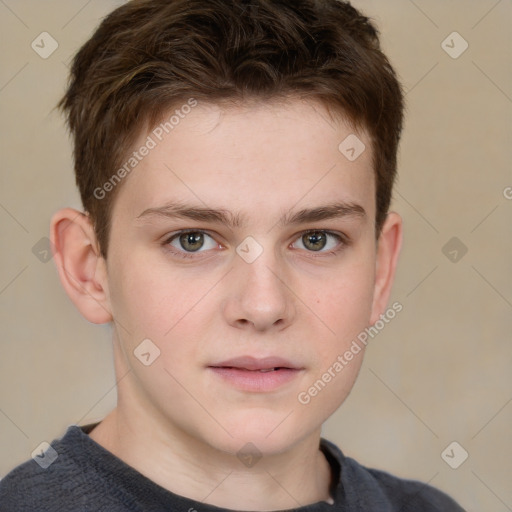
50;208;112;324
370;212;403;325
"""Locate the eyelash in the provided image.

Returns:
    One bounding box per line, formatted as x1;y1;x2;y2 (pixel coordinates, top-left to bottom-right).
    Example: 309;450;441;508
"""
162;229;349;260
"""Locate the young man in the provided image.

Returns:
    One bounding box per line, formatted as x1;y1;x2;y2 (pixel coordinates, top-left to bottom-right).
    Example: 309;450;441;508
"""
0;0;465;510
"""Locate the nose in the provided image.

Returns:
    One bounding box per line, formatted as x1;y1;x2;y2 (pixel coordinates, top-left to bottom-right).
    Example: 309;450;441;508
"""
222;251;295;332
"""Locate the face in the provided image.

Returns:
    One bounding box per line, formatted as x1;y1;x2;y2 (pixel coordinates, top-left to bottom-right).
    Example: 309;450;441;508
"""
104;99;381;456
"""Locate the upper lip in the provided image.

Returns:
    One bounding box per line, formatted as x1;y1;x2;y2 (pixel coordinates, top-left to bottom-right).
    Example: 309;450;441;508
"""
209;356;302;371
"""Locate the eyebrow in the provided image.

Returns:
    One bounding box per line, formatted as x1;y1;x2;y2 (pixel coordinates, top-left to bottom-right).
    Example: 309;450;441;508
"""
136;200;366;228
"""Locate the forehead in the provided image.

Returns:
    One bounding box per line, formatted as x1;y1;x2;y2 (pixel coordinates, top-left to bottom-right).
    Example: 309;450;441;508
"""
112;99;375;223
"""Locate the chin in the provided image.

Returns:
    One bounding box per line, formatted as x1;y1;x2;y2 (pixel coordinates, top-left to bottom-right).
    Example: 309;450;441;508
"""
205;414;311;458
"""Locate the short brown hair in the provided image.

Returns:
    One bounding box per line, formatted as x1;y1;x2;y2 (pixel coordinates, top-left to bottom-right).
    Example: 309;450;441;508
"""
59;0;404;259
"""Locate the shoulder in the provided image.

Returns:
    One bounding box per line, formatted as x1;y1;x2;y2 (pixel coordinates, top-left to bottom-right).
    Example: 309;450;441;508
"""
0;451;73;511
0;426;105;512
373;466;464;510
345;454;466;511
321;438;466;511
0;458;45;511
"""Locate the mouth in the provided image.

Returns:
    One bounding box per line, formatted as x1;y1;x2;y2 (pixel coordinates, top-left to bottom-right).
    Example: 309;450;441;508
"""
209;355;302;371
207;356;304;392
211;366;293;372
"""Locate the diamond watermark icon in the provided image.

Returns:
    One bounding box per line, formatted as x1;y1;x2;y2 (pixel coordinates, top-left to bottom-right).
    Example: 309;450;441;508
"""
338;134;366;161
32;237;55;263
441;441;468;469
236;236;263;264
442;237;468;263
31;441;58;469
237;442;262;468
31;32;59;59
441;32;468;59
134;338;161;366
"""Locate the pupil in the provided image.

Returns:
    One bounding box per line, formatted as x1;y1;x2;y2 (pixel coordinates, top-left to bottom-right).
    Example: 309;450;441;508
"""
181;232;203;251
304;232;326;251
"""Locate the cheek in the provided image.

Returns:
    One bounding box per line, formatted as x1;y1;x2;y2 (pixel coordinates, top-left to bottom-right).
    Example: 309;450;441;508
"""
313;262;375;340
109;253;177;329
108;258;220;369
109;266;167;334
108;263;204;388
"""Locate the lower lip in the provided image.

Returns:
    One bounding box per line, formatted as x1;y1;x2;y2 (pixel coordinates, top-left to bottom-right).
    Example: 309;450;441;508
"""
208;367;303;392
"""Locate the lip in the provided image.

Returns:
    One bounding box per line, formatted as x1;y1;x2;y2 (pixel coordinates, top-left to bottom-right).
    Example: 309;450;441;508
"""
207;356;304;392
209;355;302;371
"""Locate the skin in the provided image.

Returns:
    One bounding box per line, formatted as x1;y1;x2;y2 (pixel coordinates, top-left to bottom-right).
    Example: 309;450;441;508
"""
50;99;402;510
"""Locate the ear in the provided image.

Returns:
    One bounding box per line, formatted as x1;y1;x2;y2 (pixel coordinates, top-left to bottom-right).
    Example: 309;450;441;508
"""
50;208;112;324
369;211;403;325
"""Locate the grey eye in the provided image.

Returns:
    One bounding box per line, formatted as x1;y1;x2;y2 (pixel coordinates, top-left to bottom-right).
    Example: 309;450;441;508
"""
179;232;204;252
293;231;342;253
168;231;217;253
301;231;327;251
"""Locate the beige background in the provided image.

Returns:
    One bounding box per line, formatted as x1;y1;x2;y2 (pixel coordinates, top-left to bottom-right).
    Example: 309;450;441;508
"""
0;1;510;510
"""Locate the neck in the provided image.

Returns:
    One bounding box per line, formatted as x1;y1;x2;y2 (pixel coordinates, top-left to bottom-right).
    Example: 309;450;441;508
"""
89;405;333;510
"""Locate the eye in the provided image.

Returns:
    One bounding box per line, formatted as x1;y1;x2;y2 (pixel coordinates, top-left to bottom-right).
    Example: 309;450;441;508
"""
292;230;344;253
165;230;219;255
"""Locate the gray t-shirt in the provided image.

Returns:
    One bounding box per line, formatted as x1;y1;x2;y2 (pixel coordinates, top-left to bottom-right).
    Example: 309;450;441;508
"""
0;423;465;511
